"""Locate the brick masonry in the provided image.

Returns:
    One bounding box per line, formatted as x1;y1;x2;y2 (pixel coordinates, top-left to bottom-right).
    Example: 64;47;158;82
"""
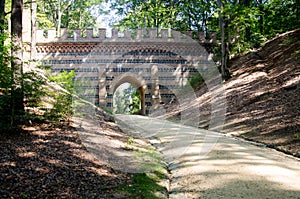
26;21;217;115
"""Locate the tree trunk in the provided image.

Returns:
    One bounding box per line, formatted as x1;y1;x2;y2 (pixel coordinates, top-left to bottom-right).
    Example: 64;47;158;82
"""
259;0;263;34
217;0;227;80
242;0;251;41
0;0;5;53
0;0;5;33
296;0;300;25
11;0;24;124
57;0;61;36
31;1;37;60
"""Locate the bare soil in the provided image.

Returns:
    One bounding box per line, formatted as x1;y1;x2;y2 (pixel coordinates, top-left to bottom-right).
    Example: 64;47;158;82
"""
195;29;300;157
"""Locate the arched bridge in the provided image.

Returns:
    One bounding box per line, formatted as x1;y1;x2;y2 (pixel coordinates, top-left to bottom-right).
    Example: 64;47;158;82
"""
31;28;217;115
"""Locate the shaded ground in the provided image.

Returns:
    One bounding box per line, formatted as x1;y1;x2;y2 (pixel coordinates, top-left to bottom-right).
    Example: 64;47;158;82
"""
0;120;132;198
224;29;300;157
166;28;300;157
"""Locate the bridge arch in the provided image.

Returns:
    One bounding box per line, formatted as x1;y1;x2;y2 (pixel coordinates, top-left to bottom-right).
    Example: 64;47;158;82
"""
107;72;148;115
34;28;220;119
99;45;197;115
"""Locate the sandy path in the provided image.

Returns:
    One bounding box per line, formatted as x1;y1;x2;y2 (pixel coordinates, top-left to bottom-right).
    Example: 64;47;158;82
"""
115;114;300;199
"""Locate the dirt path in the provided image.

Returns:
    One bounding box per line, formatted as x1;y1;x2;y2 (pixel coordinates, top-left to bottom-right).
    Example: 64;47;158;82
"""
115;114;300;199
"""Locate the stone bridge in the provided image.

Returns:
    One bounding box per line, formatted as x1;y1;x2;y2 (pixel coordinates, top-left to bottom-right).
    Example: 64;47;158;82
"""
28;26;217;115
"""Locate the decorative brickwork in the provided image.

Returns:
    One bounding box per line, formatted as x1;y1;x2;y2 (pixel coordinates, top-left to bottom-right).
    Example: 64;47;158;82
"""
34;28;216;115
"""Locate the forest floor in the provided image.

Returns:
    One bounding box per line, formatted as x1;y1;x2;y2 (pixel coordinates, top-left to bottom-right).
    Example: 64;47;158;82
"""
166;28;300;158
0;120;130;198
0;115;167;198
223;28;300;157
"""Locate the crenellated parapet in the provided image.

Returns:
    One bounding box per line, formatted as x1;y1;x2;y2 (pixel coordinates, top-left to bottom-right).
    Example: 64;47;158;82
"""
36;28;217;44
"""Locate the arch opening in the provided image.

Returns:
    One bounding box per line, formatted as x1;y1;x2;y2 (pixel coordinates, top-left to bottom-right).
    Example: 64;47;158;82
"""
113;83;143;115
106;74;147;115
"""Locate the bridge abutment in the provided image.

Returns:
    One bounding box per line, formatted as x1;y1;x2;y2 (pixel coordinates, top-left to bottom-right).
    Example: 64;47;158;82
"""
24;6;216;115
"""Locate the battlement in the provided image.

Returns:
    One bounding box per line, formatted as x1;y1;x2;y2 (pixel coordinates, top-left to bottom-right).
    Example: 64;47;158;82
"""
36;28;216;43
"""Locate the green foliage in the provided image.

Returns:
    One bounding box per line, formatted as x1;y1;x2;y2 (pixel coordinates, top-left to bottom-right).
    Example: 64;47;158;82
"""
226;4;260;55
130;90;141;114
49;70;75;93
36;13;55;29
263;0;300;37
250;32;267;48
125;136;134;149
22;70;47;110
279;38;298;46
127;136;134;145
188;73;204;90
102;107;113;115
110;0;300;70
172;0;216;33
292;49;300;58
37;0;104;30
0;28;48;127
46;70;75;121
110;0;177;30
0;31;19;126
113;84;141;114
113;87;131;114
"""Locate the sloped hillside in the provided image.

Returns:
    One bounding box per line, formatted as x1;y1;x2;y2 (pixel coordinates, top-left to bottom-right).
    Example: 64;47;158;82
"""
214;29;300;157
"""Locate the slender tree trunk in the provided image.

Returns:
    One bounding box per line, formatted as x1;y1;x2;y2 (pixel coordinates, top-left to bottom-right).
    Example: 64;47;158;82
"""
242;0;251;41
79;0;82;29
259;0;263;34
65;9;69;29
0;0;5;33
31;1;36;60
11;0;24;124
296;0;300;25
0;0;5;54
217;0;227;80
57;0;61;36
11;0;22;38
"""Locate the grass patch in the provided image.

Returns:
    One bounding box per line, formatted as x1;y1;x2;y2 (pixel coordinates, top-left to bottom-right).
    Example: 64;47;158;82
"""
119;173;167;199
102;107;113;115
292;49;300;59
279;38;298;46
294;133;300;139
119;137;168;198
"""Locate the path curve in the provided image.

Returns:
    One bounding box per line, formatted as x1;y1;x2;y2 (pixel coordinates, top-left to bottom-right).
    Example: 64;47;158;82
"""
115;114;300;199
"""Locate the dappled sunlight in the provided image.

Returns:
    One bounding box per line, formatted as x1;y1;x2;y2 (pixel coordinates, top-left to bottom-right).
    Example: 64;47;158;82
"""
0;121;131;198
165;29;300;158
46;158;65;167
18;151;37;158
58;139;82;148
249;165;299;188
34;167;50;174
169;136;300;197
118;114;300;198
283;75;300;88
75;116;165;173
0;162;16;167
